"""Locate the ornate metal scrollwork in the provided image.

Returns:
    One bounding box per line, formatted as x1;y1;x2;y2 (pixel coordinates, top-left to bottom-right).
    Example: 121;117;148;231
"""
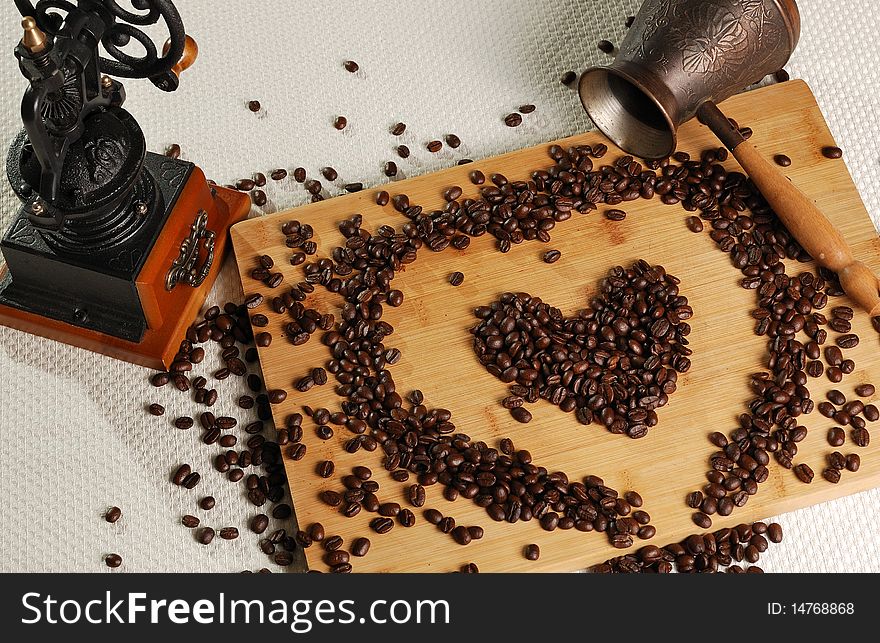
15;0;186;90
165;209;216;291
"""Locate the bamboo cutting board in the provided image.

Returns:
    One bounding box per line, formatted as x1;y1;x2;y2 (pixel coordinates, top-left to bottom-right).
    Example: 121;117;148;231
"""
231;80;880;572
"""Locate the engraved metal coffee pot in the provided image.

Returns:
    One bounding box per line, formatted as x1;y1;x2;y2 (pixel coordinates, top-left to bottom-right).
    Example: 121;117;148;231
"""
579;0;880;316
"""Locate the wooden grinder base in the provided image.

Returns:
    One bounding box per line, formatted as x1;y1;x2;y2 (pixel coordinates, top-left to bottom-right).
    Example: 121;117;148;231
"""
0;170;250;370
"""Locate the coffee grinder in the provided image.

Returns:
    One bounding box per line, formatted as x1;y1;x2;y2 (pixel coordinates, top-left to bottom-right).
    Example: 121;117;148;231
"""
0;0;250;369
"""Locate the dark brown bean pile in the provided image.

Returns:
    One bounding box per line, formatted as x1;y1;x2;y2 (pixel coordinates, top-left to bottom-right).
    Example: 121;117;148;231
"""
470;261;691;437
292;211;656;549
591;521;782;573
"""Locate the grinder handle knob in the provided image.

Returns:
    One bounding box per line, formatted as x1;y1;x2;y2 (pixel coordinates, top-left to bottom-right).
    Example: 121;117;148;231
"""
163;34;198;79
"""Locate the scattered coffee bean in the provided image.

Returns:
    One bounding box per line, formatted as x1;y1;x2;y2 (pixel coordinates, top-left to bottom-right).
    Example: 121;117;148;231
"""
524;544;540;560
427;140;442;153
605;208;626;221
597;39;614;54
773;154;791;167
396;145;410;158
105;506;122;523
182;515;200;528
334;116;347;130
794;463;814;483
561;70;577;85
247;100;261;112
148;403;165;416
543;249;561;264
828;427;846;447
822;146;843;159
198;527;215;545
105;553;122;568
504;113;523;127
351;537;371;557
199;496;215;511
449;271;464;286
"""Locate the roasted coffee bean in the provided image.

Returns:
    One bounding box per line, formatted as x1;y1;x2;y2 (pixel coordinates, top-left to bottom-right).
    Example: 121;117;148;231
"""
396;145;410;158
182;514;200;528
351;537;371;557
855;383;876;398
469;170;485;185
378;502;400;517
445;134;461;148
307;523;325;542
865;405;879;422
344;60;359;73
767;522;783;543
398;508;416;527
247;100;261;112
822;467;841;484
219;527;239;540
561;70;577;85
426;140;443;153
827;389;846;405
543;249;561;264
510;407;532;423
851;427;870;447
174;416;194;430
376;190;390;206
105;553;122;568
250;514;269;534
693;512;712;529
828;367;843;383
409;484;426;507
451;525;472;545
199;496;215;510
370;517;394;534
274;551;293;566
325;550;350;566
165;143;181;159
105;506;122;523
504;113;523;127
828;427;846;447
172;464;191;486
794;463;814;483
198;527;215;545
605;208;626;221
148;403;165;416
685;216;704;233
773;154;792;167
268;389;287;404
449;271;464;286
334;116;347;130
822;146;843;159
424;509;443;525
270;168;288;181
518;104;536;114
845;453;861;472
836;334;859;349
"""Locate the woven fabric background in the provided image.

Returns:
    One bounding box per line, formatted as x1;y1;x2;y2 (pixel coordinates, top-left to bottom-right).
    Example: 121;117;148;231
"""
0;0;877;573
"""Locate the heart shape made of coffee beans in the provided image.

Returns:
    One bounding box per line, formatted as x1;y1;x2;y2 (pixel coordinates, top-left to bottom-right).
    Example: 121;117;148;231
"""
471;260;693;437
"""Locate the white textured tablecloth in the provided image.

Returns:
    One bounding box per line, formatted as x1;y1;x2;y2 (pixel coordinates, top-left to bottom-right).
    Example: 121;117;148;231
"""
0;0;877;573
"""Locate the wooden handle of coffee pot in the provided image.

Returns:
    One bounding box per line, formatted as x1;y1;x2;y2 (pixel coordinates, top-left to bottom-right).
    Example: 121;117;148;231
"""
697;102;880;316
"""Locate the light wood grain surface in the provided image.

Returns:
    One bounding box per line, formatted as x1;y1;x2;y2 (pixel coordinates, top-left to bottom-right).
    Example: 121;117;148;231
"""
231;80;880;572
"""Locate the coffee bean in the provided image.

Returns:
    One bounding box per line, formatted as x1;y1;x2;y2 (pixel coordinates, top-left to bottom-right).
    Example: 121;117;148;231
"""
605;208;626;221
823;467;841;484
250;514;269;534
449;271;464;287
370;517;394;534
597;39;614;53
855;384;875;398
351;537;371;557
822;146;843;159
445;134;462;148
851;427;870;447
828;427;846;447
396;145;410;158
174;416;194;430
794;463;814;483
827;367;843;383
773;154;791;167
334;116;347;130
504;113;523;127
469;170;485;185
199;496;215;511
510;407;532;423
268;389;287;404
451;525;472;545
518;104;536;114
542;249;562;264
182;514;200;528
344;60;359;73
172;464;191;486
685;216;704;233
308;523;325;542
390;122;406;136
693;512;712;529
398;508;416;527
165;143;181;159
864;404;879;422
827;389;846;405
220;527;239;540
408;484;426;507
561;71;577;85
274;551;293;566
836;334;859;349
148;403;165;416
247;100;261;112
198;527;215;544
105;506;122;523
325;550;350;566
105;553;122;568
270;168;287;181
524;544;540;560
427;140;442;153
845;453;861;472
376;190;390;206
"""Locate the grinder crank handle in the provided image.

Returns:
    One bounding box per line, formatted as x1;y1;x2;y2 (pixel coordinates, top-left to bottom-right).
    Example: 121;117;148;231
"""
697;101;880;317
163;34;198;79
